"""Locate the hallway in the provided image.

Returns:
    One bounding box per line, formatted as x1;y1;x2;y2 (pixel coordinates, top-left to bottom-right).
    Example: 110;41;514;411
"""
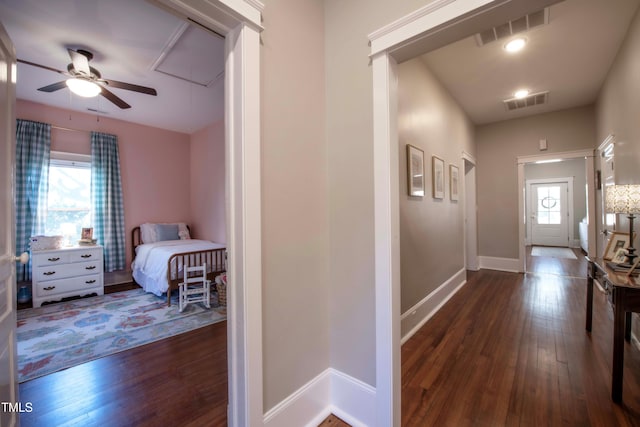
402;267;640;426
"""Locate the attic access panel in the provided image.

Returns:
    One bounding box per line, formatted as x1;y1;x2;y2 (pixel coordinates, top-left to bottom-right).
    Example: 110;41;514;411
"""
153;22;225;87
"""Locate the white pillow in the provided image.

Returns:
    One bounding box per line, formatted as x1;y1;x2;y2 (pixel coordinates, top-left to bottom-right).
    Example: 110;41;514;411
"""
140;223;158;244
140;222;191;243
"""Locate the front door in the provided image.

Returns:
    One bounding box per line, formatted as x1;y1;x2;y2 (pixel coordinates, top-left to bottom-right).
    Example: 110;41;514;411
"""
0;22;19;427
530;182;569;247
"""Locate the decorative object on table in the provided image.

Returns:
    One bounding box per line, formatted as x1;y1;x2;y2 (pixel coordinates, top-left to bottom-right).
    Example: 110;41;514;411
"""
79;227;97;245
612;248;628;264
449;164;459;201
432;155;445;199
603;231;632;261
626;258;640;277
406;144;425;197
605;184;640;267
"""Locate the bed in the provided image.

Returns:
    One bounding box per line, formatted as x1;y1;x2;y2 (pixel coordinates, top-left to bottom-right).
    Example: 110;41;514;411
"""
131;223;226;306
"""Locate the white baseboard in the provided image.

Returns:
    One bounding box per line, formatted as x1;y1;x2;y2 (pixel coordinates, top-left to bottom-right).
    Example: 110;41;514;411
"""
478;256;521;273
401;268;466;344
263;368;376;427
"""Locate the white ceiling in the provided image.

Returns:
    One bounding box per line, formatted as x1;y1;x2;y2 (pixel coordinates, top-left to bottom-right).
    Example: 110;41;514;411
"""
421;0;640;125
0;0;225;134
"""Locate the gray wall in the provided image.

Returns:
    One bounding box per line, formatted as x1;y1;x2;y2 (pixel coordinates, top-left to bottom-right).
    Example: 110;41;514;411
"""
325;0;446;388
261;0;330;411
475;106;597;259
524;158;588;241
398;58;474;313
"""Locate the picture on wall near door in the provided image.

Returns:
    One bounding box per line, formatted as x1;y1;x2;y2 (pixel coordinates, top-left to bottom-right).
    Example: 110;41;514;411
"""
406;144;425;197
450;164;459;201
432;155;444;199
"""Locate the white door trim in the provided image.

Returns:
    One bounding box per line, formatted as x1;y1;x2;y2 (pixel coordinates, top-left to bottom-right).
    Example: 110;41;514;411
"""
150;1;264;426
517;150;596;271
525;177;574;247
463;156;479;271
370;1;511;424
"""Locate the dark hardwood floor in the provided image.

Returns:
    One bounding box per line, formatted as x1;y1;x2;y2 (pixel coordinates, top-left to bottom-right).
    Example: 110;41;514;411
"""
526;245;589;278
20;247;640;426
402;267;640;426
19;319;228;427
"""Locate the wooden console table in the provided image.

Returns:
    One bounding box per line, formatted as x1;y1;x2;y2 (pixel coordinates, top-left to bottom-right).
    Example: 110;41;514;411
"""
586;257;640;403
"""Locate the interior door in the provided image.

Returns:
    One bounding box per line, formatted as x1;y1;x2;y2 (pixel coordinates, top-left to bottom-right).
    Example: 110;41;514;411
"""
0;21;19;427
598;138;616;257
530;182;569;247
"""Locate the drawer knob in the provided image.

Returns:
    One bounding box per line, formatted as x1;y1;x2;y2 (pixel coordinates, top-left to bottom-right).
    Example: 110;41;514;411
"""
85;266;97;270
43;271;56;276
48;257;60;262
81;254;92;258
85;280;96;284
43;286;56;291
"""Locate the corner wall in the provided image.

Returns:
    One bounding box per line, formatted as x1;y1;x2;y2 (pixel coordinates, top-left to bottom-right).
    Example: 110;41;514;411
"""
16;99;191;268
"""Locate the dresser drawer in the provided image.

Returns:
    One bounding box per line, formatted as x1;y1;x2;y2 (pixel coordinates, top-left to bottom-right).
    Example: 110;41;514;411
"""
34;274;103;298
32;252;70;267
34;260;103;282
69;248;102;263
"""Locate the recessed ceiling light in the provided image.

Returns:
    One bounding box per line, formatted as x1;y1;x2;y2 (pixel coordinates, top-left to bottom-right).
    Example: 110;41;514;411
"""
514;89;530;99
504;37;527;53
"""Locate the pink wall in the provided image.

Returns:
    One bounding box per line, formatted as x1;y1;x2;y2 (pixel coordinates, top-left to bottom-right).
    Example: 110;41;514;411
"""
17;100;191;268
190;120;226;243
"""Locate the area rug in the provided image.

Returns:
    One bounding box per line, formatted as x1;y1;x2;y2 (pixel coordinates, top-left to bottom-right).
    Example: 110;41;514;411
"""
531;246;577;259
16;288;226;382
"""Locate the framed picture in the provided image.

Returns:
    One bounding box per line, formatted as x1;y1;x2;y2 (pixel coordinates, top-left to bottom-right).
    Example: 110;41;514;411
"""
81;227;93;240
449;164;459;201
604;232;631;260
432;155;444;199
612;247;628;264
406;144;425;197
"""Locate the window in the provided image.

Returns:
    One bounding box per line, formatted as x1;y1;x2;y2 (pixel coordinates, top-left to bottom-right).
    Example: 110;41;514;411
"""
45;151;92;243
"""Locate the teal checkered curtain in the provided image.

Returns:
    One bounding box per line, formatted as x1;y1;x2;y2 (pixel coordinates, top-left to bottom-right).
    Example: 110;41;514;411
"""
91;132;125;272
15;119;51;281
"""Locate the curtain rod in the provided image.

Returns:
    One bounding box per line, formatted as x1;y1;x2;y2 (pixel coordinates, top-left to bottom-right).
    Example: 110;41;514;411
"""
51;125;90;133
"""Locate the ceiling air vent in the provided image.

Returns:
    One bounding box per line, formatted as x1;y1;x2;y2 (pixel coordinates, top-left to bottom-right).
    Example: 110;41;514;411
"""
475;8;549;46
503;91;549;111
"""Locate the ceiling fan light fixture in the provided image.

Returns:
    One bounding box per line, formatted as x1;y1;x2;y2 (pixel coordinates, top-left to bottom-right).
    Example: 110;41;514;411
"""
66;78;101;97
504;37;527;53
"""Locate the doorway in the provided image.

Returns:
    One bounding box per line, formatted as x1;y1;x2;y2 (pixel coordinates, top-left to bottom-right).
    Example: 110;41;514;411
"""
464;154;478;271
526;178;572;247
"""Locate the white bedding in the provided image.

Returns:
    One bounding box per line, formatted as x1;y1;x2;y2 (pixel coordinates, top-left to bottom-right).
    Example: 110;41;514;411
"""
132;239;225;297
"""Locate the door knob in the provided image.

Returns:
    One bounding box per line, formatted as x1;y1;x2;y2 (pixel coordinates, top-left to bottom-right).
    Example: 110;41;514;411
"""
14;252;29;264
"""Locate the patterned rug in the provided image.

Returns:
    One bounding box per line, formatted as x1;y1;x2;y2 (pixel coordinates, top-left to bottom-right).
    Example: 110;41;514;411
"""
16;288;226;382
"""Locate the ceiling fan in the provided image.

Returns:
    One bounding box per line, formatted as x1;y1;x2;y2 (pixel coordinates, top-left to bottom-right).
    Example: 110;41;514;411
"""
17;48;157;109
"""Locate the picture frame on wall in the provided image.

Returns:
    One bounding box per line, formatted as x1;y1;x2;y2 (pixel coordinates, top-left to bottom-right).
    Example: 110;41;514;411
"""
603;231;632;260
407;144;425;197
450;164;459;201
432;155;444;199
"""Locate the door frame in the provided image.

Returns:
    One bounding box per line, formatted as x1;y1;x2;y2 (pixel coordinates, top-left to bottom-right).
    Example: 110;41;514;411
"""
517;150;596;272
150;1;264;425
370;1;585;423
463;151;478;271
525;177;574;247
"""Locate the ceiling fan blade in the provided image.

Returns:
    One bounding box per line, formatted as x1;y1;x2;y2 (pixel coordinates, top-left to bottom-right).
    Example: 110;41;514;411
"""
68;48;91;76
37;81;68;93
17;59;66;75
99;85;131;109
103;79;157;96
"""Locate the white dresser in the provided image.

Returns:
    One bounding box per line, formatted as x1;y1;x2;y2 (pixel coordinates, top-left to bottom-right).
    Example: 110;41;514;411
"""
31;245;104;308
